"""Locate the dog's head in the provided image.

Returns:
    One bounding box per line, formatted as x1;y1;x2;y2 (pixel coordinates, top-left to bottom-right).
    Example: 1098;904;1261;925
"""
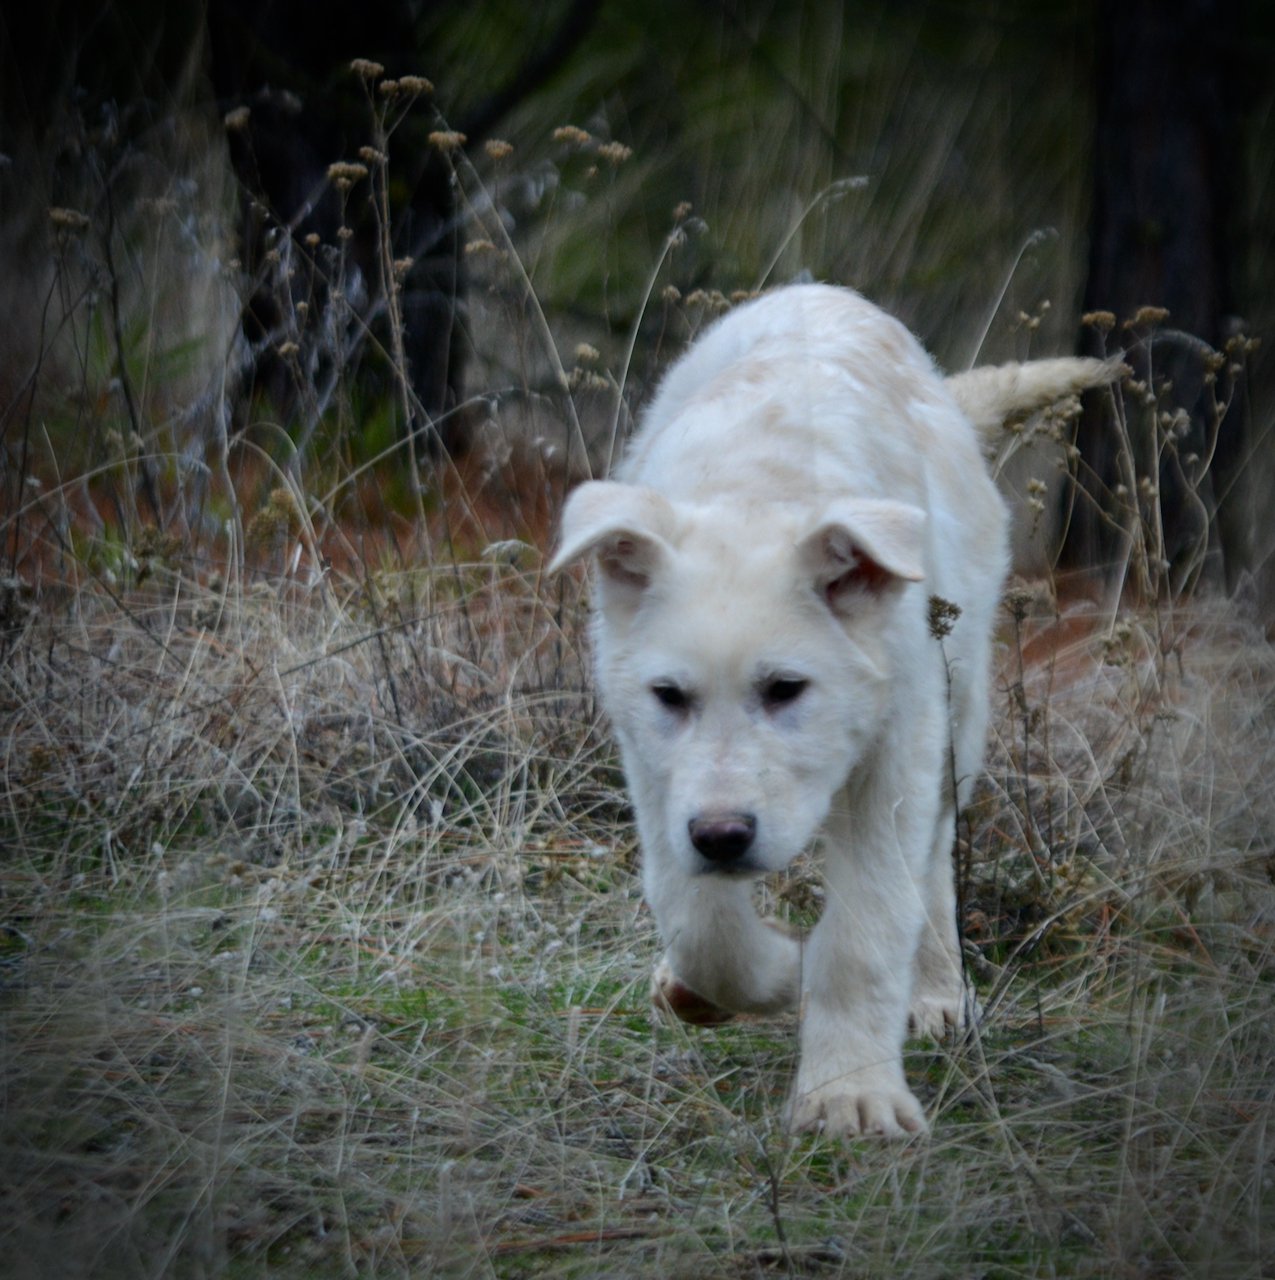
551;480;926;876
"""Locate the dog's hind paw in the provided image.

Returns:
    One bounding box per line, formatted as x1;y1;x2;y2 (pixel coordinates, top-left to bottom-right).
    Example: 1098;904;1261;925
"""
651;957;736;1026
907;991;973;1040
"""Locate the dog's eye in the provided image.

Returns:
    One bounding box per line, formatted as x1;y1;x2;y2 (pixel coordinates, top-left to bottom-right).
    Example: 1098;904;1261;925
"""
651;682;691;711
762;676;808;708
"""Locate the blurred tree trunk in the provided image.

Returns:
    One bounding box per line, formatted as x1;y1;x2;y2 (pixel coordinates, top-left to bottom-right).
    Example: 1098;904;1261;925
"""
1063;0;1252;592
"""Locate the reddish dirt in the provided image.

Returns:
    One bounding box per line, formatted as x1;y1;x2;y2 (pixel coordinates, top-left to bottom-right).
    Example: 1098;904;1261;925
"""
3;436;572;590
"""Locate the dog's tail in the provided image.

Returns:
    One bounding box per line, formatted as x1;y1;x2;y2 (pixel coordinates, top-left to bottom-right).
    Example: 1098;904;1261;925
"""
946;356;1125;436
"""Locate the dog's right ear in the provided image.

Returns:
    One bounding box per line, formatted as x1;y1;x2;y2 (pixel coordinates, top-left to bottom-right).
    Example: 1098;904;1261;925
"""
549;480;676;594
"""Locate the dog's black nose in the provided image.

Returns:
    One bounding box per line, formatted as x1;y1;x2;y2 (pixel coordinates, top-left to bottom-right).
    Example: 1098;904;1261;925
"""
688;814;757;863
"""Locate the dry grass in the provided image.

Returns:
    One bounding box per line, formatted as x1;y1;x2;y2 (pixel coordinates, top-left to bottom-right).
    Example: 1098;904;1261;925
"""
1;539;1273;1279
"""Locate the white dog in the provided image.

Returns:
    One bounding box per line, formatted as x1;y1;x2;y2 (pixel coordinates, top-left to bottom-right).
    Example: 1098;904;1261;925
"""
551;284;1116;1138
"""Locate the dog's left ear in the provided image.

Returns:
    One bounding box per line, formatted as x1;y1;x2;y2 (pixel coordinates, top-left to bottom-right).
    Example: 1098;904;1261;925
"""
549;480;676;594
798;499;926;611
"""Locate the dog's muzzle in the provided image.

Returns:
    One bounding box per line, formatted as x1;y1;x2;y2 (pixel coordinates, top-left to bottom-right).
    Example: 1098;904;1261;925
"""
688;813;757;867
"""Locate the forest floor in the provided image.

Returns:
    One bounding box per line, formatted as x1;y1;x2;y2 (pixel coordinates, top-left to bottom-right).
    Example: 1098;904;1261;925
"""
2;524;1272;1278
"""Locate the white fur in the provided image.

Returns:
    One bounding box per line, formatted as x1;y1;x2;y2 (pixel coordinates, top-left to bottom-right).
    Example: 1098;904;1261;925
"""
552;284;1114;1139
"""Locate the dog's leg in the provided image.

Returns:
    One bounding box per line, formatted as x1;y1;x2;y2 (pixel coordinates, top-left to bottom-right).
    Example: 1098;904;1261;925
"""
644;849;801;1023
909;809;969;1039
786;780;932;1139
909;643;991;1038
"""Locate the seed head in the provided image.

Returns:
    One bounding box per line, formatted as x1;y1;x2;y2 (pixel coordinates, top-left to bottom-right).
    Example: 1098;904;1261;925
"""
223;105;251;132
596;140;633;165
928;595;962;640
552;125;592;147
327;161;369;190
428;130;467;152
685;289;730;313
1002;586;1034;624
484;139;514;161
1124;305;1170;329
247;487;303;548
48;206;90;232
350;58;385;80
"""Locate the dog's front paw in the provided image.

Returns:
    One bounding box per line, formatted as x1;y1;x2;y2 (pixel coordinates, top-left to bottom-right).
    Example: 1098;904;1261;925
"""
786;1075;927;1140
651;957;736;1026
